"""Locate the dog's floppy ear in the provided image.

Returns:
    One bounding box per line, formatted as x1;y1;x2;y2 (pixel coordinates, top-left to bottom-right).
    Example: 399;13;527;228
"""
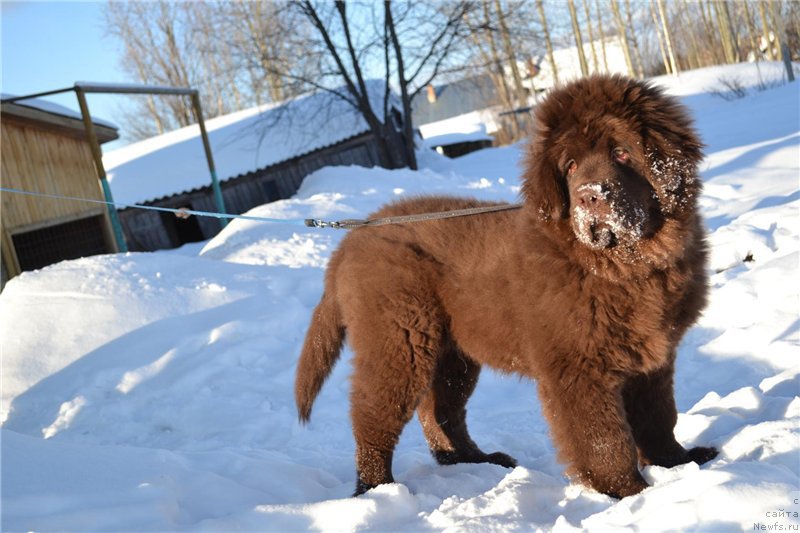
640;90;705;214
521;122;569;221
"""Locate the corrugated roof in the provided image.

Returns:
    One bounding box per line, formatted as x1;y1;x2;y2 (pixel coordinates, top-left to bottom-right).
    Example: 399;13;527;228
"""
105;82;399;205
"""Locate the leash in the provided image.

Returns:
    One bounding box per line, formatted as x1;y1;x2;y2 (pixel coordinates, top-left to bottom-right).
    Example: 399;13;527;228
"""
305;202;522;229
1;187;522;230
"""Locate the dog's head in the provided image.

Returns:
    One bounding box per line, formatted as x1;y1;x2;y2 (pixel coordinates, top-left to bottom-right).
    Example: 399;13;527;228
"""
522;75;704;254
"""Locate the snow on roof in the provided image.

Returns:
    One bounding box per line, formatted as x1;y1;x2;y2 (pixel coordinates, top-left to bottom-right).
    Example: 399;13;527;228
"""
421;120;493;148
104;81;399;205
1;92;117;130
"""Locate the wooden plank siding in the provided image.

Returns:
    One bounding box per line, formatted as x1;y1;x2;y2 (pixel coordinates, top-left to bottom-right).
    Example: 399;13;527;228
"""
118;132;387;251
1;117;108;229
1;114;118;283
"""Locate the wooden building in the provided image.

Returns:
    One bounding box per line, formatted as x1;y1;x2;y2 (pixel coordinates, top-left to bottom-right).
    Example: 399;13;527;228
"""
105;84;410;251
1;98;119;288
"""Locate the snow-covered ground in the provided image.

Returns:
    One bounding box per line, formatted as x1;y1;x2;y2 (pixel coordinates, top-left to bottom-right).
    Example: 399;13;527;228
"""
2;63;798;531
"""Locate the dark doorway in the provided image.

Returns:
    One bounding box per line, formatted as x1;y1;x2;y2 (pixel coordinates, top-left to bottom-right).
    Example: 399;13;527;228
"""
160;204;205;247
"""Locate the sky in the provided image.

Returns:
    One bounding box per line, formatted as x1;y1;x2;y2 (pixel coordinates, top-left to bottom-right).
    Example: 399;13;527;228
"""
1;1;134;149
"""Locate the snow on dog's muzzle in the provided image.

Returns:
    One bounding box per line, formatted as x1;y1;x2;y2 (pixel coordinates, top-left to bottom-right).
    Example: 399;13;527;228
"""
572;182;646;250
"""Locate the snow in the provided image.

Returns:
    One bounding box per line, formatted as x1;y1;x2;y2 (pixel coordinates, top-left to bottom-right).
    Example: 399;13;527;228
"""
421;128;493;150
103;81;400;205
419;109;501;139
2;62;799;531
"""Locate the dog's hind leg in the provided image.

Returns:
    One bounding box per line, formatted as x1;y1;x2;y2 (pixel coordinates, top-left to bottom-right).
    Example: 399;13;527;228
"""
417;345;517;469
347;291;443;496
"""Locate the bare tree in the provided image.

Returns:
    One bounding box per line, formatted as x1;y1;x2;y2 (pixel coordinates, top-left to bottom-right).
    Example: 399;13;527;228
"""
742;1;761;62
105;1;201;139
461;0;521;140
650;0;671;74
769;0;785;61
624;0;645;77
757;0;776;60
493;0;528;107
582;0;600;72
105;0;306;141
656;0;679;75
385;1;473;168
567;0;589;76
536;0;559;84
714;0;739;63
288;1;472;170
676;0;702;69
611;0;635;76
595;0;610;71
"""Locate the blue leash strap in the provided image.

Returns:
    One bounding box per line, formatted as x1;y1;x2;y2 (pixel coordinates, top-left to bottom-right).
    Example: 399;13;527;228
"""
0;186;311;227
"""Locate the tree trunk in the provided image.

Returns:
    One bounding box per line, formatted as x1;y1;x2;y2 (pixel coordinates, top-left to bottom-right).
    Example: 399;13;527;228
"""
650;0;671;74
678;0;702;69
742;0;760;61
769;0;784;61
656;0;679;75
536;0;560;84
758;0;776;60
385;1;417;170
494;0;528;108
624;0;645;77
611;0;635;76
480;0;520;138
582;0;600;72
567;0;590;77
595;0;610;71
697;1;718;64
299;0;395;168
714;0;738;64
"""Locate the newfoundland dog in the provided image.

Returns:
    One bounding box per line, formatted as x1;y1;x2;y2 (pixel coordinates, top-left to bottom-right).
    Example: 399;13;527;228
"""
295;74;717;499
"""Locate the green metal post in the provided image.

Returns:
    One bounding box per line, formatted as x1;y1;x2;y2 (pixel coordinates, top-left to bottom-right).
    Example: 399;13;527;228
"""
191;92;227;228
74;88;128;253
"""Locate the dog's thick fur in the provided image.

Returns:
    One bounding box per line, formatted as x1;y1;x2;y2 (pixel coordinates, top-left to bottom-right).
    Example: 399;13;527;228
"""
295;75;717;499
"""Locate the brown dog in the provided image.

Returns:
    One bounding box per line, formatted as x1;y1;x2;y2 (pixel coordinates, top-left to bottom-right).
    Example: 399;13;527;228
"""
295;75;717;499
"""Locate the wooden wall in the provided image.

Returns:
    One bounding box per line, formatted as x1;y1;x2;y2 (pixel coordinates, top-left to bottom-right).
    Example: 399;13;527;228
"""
1;117;108;229
1;116;116;280
119;133;387;251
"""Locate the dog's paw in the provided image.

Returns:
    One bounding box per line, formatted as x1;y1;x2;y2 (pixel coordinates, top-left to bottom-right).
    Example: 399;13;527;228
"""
686;446;718;465
486;451;517;468
433;449;517;468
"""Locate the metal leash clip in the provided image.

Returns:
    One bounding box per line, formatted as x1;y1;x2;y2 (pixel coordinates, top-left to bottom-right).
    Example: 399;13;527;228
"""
304;218;331;228
304;218;366;229
304;218;349;229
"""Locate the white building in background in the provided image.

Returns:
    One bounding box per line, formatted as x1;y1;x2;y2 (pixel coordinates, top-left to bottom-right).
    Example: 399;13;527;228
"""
416;36;632;156
525;35;632;92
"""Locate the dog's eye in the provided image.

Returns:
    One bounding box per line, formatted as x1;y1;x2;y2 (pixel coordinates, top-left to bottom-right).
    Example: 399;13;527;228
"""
566;159;577;176
613;147;630;163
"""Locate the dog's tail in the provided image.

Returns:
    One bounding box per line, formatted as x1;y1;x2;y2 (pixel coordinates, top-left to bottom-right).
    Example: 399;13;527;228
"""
295;287;345;423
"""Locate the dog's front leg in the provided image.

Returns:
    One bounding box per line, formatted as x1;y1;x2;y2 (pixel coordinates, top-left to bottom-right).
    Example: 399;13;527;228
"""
622;361;718;468
537;369;648;498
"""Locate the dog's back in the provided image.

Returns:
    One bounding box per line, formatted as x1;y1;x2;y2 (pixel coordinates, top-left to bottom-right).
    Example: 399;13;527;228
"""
294;195;515;422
